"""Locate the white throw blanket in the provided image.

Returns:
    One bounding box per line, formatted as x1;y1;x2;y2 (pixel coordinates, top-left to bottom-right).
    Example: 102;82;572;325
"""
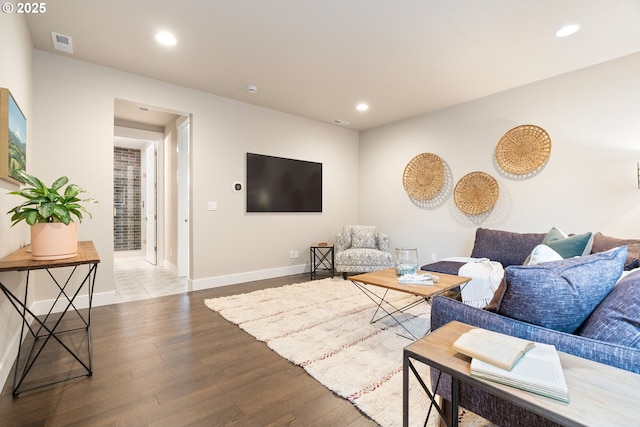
445;257;504;308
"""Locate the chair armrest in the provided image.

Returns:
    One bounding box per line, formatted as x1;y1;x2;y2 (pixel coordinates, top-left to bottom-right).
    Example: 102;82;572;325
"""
378;233;390;252
335;232;350;252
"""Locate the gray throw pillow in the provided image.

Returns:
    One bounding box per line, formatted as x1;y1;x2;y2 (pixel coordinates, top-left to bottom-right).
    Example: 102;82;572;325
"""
470;228;545;267
576;269;640;348
591;232;640;270
496;246;627;333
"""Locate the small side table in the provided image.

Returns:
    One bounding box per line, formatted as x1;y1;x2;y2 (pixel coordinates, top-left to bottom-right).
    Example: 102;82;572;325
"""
0;241;100;395
403;320;640;427
310;244;334;280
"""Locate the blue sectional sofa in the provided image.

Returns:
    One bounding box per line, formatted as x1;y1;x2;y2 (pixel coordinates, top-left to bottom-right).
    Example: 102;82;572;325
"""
424;228;640;426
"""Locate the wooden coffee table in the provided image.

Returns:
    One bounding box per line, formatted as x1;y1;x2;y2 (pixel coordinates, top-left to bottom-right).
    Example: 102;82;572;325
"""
349;268;471;339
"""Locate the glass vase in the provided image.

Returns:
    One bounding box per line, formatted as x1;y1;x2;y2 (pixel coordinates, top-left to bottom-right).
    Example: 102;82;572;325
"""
395;248;418;276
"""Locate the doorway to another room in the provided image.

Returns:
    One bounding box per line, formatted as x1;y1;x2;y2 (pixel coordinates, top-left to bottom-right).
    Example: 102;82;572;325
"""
113;99;191;303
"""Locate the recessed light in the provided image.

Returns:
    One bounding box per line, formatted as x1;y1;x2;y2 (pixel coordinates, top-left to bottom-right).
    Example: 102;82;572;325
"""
356;103;369;112
155;31;177;46
556;24;580;38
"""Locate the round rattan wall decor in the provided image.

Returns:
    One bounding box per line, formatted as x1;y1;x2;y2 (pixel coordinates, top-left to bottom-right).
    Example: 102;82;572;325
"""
453;171;499;215
402;153;445;201
495;124;551;175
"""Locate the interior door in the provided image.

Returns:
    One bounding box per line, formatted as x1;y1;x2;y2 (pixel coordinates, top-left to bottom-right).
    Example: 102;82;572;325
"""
144;142;157;265
177;118;190;277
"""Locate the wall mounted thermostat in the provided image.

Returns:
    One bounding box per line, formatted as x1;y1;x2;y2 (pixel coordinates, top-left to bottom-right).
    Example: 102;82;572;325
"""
232;182;243;192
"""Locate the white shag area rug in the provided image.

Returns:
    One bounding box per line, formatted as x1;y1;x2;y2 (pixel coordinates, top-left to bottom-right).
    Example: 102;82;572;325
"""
204;277;491;427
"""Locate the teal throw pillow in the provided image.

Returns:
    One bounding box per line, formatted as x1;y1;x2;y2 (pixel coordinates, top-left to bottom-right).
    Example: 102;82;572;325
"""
541;227;593;258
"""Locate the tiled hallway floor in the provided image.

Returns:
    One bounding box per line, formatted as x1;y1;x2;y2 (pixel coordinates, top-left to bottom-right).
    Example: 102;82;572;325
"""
114;251;188;303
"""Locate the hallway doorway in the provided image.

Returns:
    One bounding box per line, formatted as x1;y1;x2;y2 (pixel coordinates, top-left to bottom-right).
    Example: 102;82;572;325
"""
113;135;160;260
113;98;191;302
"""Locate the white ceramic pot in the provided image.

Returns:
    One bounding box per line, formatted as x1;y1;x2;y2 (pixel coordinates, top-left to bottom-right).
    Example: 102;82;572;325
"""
30;221;78;260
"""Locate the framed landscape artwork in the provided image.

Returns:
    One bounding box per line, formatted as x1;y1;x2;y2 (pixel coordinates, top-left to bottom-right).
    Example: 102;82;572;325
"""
0;87;27;184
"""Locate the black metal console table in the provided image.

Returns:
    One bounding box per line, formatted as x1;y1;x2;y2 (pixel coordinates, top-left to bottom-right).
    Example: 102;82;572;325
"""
0;241;100;395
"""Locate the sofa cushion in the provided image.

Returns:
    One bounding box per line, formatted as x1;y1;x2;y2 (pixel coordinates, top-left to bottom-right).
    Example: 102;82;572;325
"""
470;228;545;267
540;227;593;258
334;247;394;268
576;269;640;348
591;232;640;270
494;246;627;333
349;225;377;249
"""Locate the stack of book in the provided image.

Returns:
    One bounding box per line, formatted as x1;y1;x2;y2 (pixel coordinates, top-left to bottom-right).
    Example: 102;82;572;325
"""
452;328;569;402
397;272;439;285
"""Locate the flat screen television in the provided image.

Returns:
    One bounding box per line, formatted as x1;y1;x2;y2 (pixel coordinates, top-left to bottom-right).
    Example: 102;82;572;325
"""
246;153;322;213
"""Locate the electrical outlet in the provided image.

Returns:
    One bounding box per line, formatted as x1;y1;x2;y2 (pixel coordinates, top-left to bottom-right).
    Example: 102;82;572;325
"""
431;253;437;261
294;250;299;258
289;251;295;259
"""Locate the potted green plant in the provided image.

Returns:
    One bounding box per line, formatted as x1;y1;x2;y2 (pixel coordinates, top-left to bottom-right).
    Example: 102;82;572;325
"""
7;170;97;260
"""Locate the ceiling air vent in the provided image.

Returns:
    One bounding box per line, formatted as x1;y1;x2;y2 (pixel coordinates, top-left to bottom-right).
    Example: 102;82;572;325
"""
332;119;350;126
51;32;74;54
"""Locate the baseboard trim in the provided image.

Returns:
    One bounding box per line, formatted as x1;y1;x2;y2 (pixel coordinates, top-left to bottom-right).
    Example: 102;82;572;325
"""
192;264;309;291
30;290;116;315
26;263;312;314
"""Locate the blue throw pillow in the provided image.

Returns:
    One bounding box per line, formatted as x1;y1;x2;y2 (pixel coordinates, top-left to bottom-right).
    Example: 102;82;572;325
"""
576;269;640;348
497;246;627;333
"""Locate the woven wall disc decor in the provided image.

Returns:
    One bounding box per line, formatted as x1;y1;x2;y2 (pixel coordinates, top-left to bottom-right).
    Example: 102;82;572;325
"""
453;171;499;215
495;124;551;175
402;153;445;201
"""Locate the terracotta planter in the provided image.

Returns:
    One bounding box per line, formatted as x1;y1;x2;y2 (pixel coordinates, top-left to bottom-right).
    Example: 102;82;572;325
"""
30;221;78;260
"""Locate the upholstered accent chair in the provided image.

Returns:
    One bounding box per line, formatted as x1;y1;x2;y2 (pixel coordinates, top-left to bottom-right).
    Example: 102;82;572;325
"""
335;225;394;279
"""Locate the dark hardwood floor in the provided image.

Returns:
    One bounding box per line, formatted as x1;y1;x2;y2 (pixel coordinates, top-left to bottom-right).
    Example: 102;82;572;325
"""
0;274;378;427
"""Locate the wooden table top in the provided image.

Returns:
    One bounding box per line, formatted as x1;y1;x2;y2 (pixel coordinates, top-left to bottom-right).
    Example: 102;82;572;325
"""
349;268;471;298
405;321;640;427
0;241;100;272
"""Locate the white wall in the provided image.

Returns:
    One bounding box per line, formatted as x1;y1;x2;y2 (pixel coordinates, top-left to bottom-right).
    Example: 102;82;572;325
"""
0;12;32;396
359;53;640;267
32;51;360;298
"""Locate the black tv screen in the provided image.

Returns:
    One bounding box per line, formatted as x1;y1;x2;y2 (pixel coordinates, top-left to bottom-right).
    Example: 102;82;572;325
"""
246;153;322;212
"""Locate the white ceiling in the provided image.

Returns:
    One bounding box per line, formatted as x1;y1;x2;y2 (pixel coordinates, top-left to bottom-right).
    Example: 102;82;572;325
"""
25;0;640;131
